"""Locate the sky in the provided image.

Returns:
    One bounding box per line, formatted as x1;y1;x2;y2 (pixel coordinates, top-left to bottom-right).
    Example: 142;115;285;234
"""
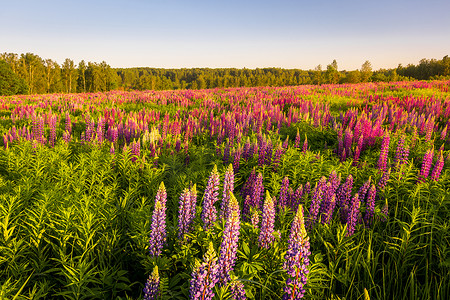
1;0;450;70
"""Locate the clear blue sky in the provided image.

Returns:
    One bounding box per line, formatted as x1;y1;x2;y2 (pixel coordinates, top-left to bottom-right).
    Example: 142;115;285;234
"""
2;0;449;70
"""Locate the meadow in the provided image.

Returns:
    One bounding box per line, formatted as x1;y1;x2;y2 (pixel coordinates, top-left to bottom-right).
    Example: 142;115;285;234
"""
0;80;449;299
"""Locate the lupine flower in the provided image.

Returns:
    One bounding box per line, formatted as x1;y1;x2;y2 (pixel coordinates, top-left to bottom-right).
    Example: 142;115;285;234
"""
302;134;308;153
336;174;353;222
148;199;166;257
220;164;235;219
363;184;376;226
218;193;241;285
110;143;115;155
357;177;371;204
304;182;311;196
283;204;310;300
282;136;289;149
258;191;276;249
307;177;326;229
189;242;220;300
250;207;260;228
273;143;283;171
430;151;444;181
346;193;360;236
229;281;247;300
201;165;220;230
418;148;434;182
143;266;160;300
252;173;264;210
223;142;230;165
440;125;448;140
378;133;390;171
290;185;304;209
178;188;192;240
233;146;242;174
378;168;391;191
279;176;290;208
294;129;301;148
265;141;273;166
189;184;198;222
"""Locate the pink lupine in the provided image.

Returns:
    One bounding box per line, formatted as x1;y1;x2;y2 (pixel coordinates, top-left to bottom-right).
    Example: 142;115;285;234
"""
378;133;390;171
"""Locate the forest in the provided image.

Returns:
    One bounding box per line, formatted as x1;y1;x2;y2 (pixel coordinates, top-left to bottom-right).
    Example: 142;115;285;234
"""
1;52;450;95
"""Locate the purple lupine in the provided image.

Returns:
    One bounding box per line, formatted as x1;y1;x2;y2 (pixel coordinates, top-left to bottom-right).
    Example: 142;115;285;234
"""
290;185;304;209
250;207;260;228
353;134;364;165
201;165;220;231
229;281;247;300
378;168;391;191
258;140;266;166
418;148;434;182
189;184;198;222
155;181;167;207
148;199;166;257
178;188;193;240
218;193;240;285
233;146;242;174
378;133;390;171
143;266;160;300
336;174;353;222
223;142;230;165
283;204;310;300
357;177;371;204
302;134;308;153
294;129;301;148
321;194;336;225
258;191;276;249
363;184;376;226
346;193;360;237
110;143;115;155
189;242;220;300
430;151;444;181
279;176;290;208
307;177;326;229
252;173;264;210
265;140;273;166
283;136;289;149
394;135;406;168
304;182;311;196
273;143;283;171
220;164;235;220
441;125;448;140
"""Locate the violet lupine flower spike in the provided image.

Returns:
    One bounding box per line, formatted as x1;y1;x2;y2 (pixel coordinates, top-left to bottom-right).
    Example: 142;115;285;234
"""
229;281;247;300
201;165;220;231
143;266;160;300
418;148;434;183
302;134;308;153
378;133;390;171
307;177;326;229
283;204;310;300
218;192;241;285
148;199;167;257
189;242;220;300
258;191;276;249
346;193;360;237
294;129;301;148
430;151;444;181
178;188;192;240
363;184;376;227
378;168;391;191
220;164;235;220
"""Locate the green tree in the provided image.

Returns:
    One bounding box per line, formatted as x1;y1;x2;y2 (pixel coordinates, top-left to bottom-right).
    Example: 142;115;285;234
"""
62;58;77;93
325;60;340;84
0;60;28;95
77;60;87;93
360;60;373;82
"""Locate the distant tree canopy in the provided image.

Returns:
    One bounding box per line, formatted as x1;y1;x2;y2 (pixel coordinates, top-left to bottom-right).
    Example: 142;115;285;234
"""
0;59;27;95
0;52;449;95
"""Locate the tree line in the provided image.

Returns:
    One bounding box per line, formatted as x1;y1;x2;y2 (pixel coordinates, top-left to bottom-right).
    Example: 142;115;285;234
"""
1;52;449;96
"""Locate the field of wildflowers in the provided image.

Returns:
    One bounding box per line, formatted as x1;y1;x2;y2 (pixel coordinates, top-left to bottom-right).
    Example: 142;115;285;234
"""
0;80;449;299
